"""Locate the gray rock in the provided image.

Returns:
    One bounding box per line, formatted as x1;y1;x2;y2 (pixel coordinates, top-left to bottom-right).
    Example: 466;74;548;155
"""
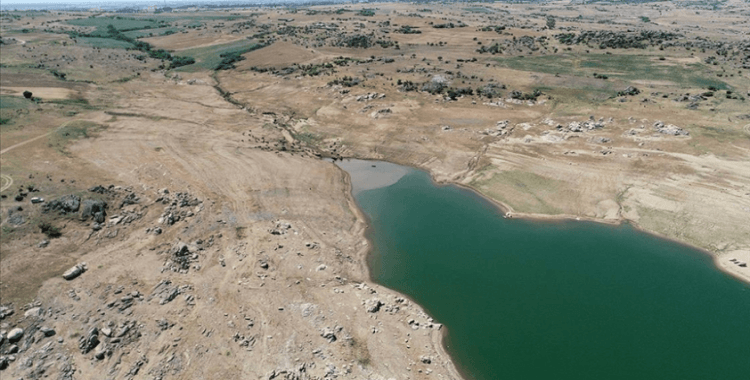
321;328;337;343
653;121;689;136
7;328;23;343
80;199;107;222
79;327;99;354
94;344;107;360
38;240;49;248
7;345;18;354
0;306;13;319
62;263;87;280
40;327;55;337
42;194;81;215
89;185;111;194
7;206;25;225
365;298;384;313
618;86;640;96
24;307;41;318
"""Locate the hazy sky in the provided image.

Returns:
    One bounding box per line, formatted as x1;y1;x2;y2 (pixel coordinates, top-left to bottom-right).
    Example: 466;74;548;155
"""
1;0;267;4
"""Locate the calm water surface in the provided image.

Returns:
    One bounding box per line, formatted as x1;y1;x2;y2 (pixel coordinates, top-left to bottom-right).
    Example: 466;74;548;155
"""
337;159;750;380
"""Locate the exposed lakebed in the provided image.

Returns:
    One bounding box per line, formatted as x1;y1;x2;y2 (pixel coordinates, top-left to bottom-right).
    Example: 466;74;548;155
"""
336;159;750;380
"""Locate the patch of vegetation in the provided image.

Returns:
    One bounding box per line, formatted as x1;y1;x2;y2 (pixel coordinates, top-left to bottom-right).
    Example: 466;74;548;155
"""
177;39;267;72
464;7;495;14
433;22;467;29
0;95;32;110
510;89;543;101
66;16;164;33
476;83;506;98
328;76;361;87
297;62;334;76
50;69;68;80
48;120;105;154
332;56;360;66
447;87;474;100
477;43;503;54
39;222;62;238
470;169;565;215
395;25;421;34
66;24;194;69
357;9;375;17
121;26;182;39
0;95;32;125
293;131;321;146
546;16;556;29
45;98;96;110
555;30;681;49
398;80;419;92
495;54;729;89
76;36;135;49
479;25;506;33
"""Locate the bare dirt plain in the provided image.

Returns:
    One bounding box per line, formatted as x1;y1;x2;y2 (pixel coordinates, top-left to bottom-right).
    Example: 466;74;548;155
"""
1;1;749;379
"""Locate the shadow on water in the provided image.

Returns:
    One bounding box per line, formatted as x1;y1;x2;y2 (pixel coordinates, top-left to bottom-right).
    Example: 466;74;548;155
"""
336;158;750;380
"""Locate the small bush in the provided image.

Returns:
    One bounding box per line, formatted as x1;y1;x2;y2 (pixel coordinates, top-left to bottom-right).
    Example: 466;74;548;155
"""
39;222;62;238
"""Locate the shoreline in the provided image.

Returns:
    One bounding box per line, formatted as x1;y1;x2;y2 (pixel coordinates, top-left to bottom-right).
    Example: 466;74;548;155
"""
335;161;467;380
332;156;750;286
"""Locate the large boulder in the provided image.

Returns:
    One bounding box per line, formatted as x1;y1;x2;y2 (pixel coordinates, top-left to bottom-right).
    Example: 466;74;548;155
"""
81;199;107;223
62;263;87;280
7;327;23;343
42;194;81;215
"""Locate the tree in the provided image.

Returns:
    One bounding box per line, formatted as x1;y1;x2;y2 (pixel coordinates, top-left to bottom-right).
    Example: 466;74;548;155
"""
23;90;33;99
546;16;556;30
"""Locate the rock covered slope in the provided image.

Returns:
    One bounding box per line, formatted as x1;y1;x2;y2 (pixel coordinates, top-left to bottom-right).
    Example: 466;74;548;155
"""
0;75;460;380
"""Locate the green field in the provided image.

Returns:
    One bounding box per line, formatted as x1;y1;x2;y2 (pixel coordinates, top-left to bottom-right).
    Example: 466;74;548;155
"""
131;14;250;24
48;120;105;154
0;95;32;110
175;39;264;71
122;26;182;39
0;95;32;125
76;37;135;49
496;54;728;90
67;16;164;32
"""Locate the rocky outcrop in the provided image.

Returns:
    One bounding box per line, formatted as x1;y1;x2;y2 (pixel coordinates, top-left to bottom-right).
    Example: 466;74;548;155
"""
653;121;689;136
81;199;107;223
42;195;81;215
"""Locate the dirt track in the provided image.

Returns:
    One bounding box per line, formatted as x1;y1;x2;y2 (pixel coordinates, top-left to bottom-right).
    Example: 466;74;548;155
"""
0;174;12;192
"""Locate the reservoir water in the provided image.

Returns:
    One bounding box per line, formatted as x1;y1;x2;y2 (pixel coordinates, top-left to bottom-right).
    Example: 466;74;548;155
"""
336;159;750;380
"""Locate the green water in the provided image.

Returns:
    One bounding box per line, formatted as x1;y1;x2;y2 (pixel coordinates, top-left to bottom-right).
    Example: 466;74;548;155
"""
337;159;750;380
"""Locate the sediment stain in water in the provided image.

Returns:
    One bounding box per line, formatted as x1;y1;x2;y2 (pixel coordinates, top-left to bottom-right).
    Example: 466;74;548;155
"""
337;159;750;380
